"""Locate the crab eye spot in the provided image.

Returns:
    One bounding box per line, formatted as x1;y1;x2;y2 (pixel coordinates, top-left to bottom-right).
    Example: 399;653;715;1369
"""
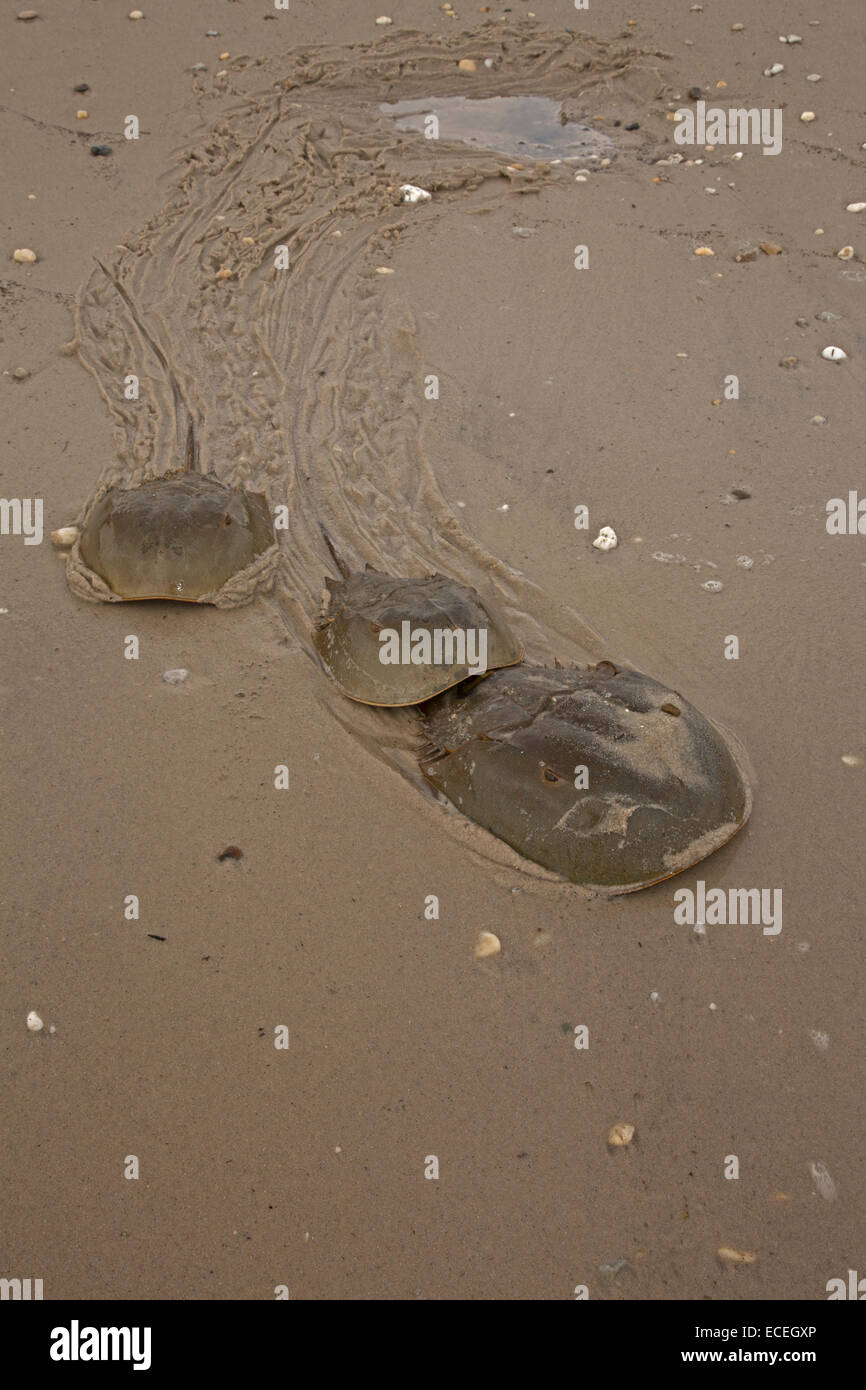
542;767;560;784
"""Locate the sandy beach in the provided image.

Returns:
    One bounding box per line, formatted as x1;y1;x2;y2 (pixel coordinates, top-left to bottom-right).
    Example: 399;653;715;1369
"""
2;0;864;1301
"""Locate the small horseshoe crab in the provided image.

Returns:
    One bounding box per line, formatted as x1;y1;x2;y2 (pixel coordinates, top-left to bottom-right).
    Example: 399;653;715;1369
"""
419;661;752;894
312;529;524;707
67;422;277;606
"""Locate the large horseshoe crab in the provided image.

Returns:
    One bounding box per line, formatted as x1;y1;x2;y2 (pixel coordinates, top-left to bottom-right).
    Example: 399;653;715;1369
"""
419;661;752;894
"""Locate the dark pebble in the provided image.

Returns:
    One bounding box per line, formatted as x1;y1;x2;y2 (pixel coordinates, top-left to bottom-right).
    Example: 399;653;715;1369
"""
730;487;751;500
795;316;809;327
217;845;243;862
73;83;90;93
625;122;640;130
688;86;702;100
90;144;112;156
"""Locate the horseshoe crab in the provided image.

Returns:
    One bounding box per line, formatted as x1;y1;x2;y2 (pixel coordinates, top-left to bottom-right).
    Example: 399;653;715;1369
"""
312;532;524;706
68;421;277;606
419;661;752;893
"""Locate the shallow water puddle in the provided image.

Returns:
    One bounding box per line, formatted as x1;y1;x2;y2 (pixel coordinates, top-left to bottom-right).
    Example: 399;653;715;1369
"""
379;94;617;162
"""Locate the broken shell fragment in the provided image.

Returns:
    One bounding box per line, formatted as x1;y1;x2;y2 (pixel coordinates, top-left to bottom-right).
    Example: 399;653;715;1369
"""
474;930;501;959
13;248;37;263
821;345;847;361
400;184;432;204
592;526;618;552
26;1010;44;1032
608;1122;635;1148
717;1246;757;1264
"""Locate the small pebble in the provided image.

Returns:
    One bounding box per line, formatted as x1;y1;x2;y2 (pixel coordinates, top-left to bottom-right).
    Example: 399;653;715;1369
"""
806;74;822;82
736;555;754;570
779;355;799;368
730;487;751;499
51;526;79;547
400;184;431;204
474;930;501;959
730;24;745;33
763;64;784;77
129;8;144;18
837;246;855;261
841;754;863;767
800;111;816;123
90;145;112;156
694;246;714;256
759;242;783;255
163;668;189;685
808;1029;830;1051
607;1123;635;1148
821;345;847;361
702;579;724;593
13;247;37;263
795;316;809;327
484;59;494;69
375;15;393;24
780;34;802;44
816;310;841;321
215;267;233;280
375;266;395;275
592;526;618;552
73;83;89;93
205;29;219;36
809;415;827;425
17;10;39;19
458;58;477;72
846;202;866;213
625;122;640;131
12;366;30;380
717;1246;756;1265
26;1010;44;1032
76;109;88;119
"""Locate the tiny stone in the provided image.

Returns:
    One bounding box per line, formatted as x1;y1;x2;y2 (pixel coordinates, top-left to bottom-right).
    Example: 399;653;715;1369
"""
205;29;219;37
687;86;702;100
625;122;640;131
26;1010;44;1032
484;58;494;68
809;415;827;425
215;267;233;280
129;9;144;18
759;241;783;255
458;58;477;72
17;10;39;19
800;111;816;123
717;1247;757;1265
731;24;744;33
846;202;866;213
821;345;847;361
76;109;88;119
694;246;714;256
73;83;90;93
806;74;822;82
375;266;395;274
795;316;809;326
702;579;724;592
51;526;79;547
375;15;393;24
763;64;784;77
12;366;30;380
162;668;189;684
191;63;207;72
13;247;37;263
730;487;751;499
90;145;112;156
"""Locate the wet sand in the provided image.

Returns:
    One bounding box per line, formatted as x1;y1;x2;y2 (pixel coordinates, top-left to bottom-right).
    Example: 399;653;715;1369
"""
2;0;864;1300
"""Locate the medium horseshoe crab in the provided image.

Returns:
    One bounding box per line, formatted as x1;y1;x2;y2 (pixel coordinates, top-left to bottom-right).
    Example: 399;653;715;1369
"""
66;260;278;607
312;529;524;707
67;425;277;605
419;661;752;894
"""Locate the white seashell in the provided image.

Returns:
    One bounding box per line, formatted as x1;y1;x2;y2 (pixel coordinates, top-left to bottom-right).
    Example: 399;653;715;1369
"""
736;555;754;570
26;1011;44;1032
763;64;784;77
808;1160;837;1202
375;15;392;24
806;74;822;82
400;184;431;204
821;345;847;361
837;246;855;260
846;202;866;213
800;111;816;123
702;579;724;592
607;1123;635;1148
13;248;37;263
162;668;189;684
592;526;618;552
51;526;79;548
474;930;501;959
